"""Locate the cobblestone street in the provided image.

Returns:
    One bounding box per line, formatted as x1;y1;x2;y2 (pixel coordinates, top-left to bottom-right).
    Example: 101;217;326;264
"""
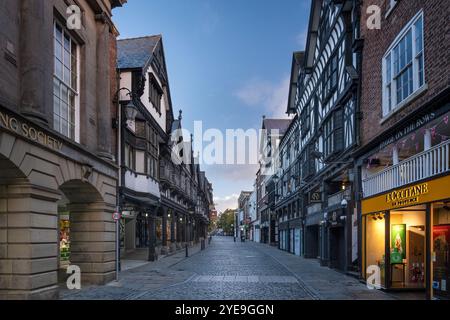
62;237;394;300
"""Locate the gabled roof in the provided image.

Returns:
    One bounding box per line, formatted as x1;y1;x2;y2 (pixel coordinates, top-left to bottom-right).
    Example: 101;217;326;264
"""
287;51;305;114
262;119;292;136
117;35;161;69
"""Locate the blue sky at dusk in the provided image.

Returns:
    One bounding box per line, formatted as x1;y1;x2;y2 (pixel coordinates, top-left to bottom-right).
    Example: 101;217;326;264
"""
113;0;311;212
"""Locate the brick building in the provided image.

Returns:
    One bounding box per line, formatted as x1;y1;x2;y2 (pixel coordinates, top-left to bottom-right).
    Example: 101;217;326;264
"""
356;0;450;299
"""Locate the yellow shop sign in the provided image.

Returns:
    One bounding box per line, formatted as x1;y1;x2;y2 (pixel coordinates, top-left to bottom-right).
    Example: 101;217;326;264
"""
386;183;429;207
362;175;450;214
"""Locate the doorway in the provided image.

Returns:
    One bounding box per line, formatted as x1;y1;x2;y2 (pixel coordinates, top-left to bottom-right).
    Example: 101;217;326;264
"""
305;225;319;258
389;205;426;289
330;226;346;271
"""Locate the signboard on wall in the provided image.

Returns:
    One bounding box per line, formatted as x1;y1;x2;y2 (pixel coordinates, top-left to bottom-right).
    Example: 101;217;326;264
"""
362;175;450;214
391;224;406;264
309;191;322;203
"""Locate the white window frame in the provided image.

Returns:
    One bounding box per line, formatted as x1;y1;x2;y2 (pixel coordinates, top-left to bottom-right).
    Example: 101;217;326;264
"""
53;20;80;142
382;10;425;118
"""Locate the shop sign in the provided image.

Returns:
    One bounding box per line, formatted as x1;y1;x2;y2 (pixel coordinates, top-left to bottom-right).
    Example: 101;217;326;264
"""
0;109;63;151
309;191;322;203
362;175;450;214
385;183;429;207
378;112;436;151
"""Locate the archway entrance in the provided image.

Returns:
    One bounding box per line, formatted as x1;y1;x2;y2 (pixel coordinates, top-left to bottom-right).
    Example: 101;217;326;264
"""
0;154;60;299
57;180;116;286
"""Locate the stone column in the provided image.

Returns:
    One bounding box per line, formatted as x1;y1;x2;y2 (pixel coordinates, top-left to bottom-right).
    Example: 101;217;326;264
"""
69;202;116;285
147;215;157;261
189;218;194;247
95;17;113;160
182;216;187;243
170;211;176;252
176;214;182;249
161;209;169;255
19;0;49;125
0;183;60;300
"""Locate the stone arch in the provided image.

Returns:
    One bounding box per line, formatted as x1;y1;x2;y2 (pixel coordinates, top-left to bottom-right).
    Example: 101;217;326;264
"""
57;179;116;286
0;131;117;298
0;152;61;299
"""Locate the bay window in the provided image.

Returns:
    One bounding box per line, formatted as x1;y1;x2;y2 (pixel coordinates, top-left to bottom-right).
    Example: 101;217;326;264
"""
382;11;425;117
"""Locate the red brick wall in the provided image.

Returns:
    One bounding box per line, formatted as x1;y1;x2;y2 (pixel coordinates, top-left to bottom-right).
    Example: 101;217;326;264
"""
360;0;450;146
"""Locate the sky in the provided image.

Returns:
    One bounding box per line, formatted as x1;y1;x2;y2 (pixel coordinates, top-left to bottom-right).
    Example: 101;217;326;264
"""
113;0;311;212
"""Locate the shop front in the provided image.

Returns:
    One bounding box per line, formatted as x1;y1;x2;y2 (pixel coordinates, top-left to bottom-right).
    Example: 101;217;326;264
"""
362;175;450;299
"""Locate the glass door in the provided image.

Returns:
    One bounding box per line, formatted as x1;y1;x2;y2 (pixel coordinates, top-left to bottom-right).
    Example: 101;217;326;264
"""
390;205;426;289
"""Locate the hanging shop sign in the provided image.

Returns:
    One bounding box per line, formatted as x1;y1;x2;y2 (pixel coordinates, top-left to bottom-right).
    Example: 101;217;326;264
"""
0;109;63;151
362;174;450;214
309;191;322;203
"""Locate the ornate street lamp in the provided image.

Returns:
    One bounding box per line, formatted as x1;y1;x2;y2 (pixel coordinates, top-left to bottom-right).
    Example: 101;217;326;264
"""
125;99;138;122
187;208;195;257
113;87;139;281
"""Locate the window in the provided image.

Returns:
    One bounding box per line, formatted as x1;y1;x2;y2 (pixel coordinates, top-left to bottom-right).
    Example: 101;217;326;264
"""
318;1;331;50
135;120;146;137
383;12;424;116
323;53;338;102
125;144;135;171
323;117;334;158
323;109;344;158
53;21;78;140
147;124;159;179
300;105;310;137
149;73;163;114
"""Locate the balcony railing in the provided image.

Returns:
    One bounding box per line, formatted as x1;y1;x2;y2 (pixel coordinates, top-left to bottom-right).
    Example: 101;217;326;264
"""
363;139;450;198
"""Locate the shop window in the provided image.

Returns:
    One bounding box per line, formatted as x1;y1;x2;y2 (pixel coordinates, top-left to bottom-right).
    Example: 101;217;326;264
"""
365;213;386;287
390;206;426;289
432;200;450;299
136;213;149;248
59;211;71;270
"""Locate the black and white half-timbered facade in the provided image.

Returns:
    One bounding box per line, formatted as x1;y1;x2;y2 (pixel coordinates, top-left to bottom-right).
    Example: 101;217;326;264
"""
294;0;362;272
274;52;304;257
117;35;213;262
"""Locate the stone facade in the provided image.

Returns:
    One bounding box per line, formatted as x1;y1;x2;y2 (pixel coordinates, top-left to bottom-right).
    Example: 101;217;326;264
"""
0;0;124;299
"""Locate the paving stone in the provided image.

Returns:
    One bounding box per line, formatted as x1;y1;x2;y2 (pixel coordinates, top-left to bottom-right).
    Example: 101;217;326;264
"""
61;237;396;300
